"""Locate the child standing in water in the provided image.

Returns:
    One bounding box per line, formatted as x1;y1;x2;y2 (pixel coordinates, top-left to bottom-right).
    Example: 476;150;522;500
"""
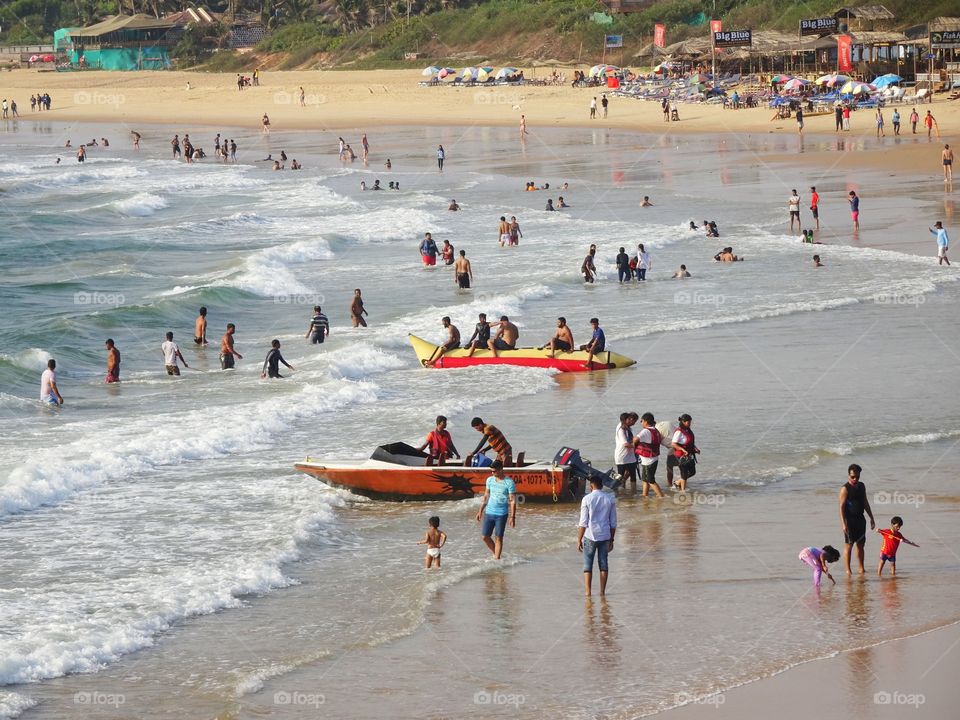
877;516;919;577
417;516;447;569
798;545;840;587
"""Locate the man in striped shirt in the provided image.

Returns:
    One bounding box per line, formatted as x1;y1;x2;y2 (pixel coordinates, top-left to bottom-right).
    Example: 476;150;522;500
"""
470;417;513;467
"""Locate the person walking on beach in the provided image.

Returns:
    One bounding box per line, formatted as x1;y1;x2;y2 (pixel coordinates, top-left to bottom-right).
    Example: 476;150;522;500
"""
834;104;843;132
875;108;885;138
578;474;617;597
924;110;937;139
436;144;445;171
788;189;801;232
842;105;851;131
942;144;954;183
839;463;876;575
601;95;609;118
795;107;804;134
161;331;188;376
219;324;242;370
590;96;597;119
497;216;511;247
930;221;950;265
848;191;860;231
104;339;120;384
910;107;919;133
614;412;638;488
662;97;670;122
454;250;473;289
261;113;271;134
417;516;446;569
509;216;522;246
350;288;368;327
305;305;329;345
194;306;208;345
476;460;517;560
892;109;901;135
520;114;527;138
40;358;63;406
809;186;820;231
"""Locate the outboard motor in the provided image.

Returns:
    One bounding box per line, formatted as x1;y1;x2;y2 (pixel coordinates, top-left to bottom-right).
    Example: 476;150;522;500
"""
553;447;620;497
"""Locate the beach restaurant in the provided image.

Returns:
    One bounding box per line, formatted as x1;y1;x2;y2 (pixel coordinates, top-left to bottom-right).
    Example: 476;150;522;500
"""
54;14;179;70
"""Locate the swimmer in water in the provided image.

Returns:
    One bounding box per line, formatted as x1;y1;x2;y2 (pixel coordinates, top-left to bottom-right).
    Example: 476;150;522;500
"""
261;339;294;378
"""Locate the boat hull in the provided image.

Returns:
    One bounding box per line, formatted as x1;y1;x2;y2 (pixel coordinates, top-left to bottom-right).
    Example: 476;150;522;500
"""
409;334;635;372
294;461;576;502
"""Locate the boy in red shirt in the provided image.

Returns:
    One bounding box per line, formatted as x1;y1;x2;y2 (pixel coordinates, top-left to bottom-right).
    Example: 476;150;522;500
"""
877;516;919;577
417;415;460;465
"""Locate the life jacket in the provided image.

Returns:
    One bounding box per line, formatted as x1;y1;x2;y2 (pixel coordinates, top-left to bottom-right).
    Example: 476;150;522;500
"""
637;427;661;458
673;426;695;457
427;429;452;457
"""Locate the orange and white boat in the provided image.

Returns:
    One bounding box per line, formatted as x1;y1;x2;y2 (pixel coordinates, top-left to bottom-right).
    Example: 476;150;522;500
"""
409;334;635;372
295;443;617;502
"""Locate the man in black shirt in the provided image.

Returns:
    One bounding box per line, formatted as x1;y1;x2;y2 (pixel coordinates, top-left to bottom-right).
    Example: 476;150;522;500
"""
262;339;295;379
839;463;876;575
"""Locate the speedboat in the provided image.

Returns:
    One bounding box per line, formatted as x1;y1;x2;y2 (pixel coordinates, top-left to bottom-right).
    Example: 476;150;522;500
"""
409;334;636;372
295;443;618;502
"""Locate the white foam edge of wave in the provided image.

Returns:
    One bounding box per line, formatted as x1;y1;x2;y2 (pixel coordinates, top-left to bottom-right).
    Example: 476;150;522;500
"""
0;692;37;720
0;380;379;519
0;498;342;687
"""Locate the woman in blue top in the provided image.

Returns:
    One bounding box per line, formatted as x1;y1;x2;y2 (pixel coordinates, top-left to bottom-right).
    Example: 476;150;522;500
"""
476;460;517;559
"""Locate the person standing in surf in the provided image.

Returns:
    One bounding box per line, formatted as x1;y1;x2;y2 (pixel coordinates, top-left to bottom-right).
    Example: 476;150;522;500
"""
635;412;665;497
104;339;120;383
219;323;242;370
194;306;208;346
305;305;329;345
839;463;876;575
261;339;294;379
350;289;368;328
614;412;638;488
578;474;617;597
476;460;517;560
436;144;445;171
40;358;63;406
667;414;699;490
454;250;473;289
161;331;188;375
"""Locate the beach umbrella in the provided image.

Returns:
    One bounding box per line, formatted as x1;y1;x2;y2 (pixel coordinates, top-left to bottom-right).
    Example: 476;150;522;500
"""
840;81;876;95
496;67;517;79
477;68;491;82
437;67;456;79
781;78;809;92
872;73;902;88
421;66;441;77
602;65;620;75
588;64;603;77
772;74;792;83
816;74;849;87
461;67;478;80
481;66;494;73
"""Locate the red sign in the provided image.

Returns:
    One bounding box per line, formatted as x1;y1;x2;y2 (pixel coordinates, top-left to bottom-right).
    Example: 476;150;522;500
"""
654;23;665;48
837;34;852;73
710;19;722;36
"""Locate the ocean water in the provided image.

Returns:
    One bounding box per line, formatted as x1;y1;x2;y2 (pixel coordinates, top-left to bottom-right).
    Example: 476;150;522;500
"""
1;122;959;719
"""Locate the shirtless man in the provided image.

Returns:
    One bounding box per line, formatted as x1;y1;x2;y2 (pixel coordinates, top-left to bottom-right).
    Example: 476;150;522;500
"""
543;317;574;358
194;306;208;345
673;264;691;278
640;196;653;207
219;323;242;370
488;315;519;357
350;288;368;327
131;131;141;150
426;316;461;367
454;250;473;289
581;245;597;283
448;199;460;211
498;216;511;247
943;144;954;183
104;338;121;383
465;313;491;356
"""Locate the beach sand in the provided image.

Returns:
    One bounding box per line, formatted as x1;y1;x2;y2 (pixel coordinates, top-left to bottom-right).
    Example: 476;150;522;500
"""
4;68;957;146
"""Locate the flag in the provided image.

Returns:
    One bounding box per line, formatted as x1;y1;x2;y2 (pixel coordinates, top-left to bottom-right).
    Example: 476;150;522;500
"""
837;35;852;73
654;23;665;48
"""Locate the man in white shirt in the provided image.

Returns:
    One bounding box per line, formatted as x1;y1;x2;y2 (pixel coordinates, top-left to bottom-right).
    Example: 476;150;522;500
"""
161;331;188;376
40;358;63;406
788;189;801;232
578;476;617;597
614;412;638;487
